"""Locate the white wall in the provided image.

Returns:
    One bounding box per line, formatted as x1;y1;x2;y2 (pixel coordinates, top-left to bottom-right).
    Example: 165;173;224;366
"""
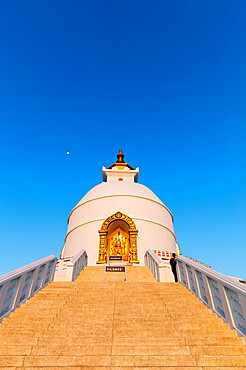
67;195;174;234
63;194;177;265
64;219;177;265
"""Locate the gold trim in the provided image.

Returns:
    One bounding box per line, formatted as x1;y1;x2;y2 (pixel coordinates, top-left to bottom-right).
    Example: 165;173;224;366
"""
97;211;139;264
68;194;174;224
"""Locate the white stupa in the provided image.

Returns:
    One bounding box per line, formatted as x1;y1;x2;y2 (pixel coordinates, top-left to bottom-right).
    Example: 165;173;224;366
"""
61;150;179;265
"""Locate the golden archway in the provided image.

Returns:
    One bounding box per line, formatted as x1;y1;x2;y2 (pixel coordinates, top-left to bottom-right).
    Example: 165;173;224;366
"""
97;211;139;264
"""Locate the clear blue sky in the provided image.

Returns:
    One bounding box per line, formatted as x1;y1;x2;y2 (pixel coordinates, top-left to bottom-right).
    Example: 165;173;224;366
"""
1;1;245;279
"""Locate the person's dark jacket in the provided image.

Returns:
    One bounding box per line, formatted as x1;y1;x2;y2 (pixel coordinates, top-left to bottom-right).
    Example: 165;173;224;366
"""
169;257;177;270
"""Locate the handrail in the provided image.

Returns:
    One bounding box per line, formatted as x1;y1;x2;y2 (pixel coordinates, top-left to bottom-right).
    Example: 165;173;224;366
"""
0;255;57;322
54;249;88;281
144;249;162;282
177;255;246;340
144;249;177;282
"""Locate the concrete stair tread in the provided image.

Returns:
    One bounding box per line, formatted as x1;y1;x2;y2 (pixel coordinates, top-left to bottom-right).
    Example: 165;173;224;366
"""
14;343;245;356
0;266;245;368
0;367;245;370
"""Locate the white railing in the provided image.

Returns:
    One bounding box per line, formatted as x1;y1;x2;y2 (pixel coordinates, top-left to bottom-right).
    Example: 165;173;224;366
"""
177;255;246;340
145;249;175;282
54;249;88;281
0;255;57;322
145;249;161;281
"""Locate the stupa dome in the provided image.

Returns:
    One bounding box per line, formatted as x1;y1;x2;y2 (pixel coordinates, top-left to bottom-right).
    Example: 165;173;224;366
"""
75;181;166;209
62;150;178;265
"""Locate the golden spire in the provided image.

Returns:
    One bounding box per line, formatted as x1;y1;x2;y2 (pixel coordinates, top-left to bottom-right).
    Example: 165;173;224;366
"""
116;149;125;163
107;149;135;170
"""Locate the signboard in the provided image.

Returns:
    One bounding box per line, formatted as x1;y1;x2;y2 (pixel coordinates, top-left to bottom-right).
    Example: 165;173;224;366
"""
106;266;125;273
109;256;123;261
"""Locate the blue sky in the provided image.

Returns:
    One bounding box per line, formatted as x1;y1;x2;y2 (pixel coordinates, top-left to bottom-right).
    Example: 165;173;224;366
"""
0;1;245;278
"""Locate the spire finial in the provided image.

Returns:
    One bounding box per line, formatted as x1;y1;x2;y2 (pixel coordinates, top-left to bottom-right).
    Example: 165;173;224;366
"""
106;149;135;170
116;149;125;163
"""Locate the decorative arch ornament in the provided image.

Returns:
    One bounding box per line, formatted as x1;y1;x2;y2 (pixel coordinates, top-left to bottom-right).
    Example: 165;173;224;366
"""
97;211;139;264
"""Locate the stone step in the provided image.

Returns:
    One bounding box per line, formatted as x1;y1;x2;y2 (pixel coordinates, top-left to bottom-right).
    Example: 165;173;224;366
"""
0;266;245;368
31;345;112;356
13;316;219;325
109;355;192;367
185;336;245;346
37;336;114;346
113;316;227;324
5;316;113;324
39;322;227;332
112;336;244;346
0;345;32;355
0;329;46;336
112;328;237;337
0;337;39;345
42;329;113;337
110;355;246;367
9;311;63;318
195;355;246;367
111;323;229;331
0;323;51;330
190;345;246;355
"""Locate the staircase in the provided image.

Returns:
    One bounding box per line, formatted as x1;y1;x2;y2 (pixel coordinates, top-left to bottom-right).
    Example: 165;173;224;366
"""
0;266;245;368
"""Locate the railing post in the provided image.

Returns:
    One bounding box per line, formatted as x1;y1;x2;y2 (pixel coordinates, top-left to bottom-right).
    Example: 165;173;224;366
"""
238;293;246;319
176;260;181;282
153;262;157;281
12;274;26;310
191;269;200;298
217;283;235;329
157;262;160;282
40;263;49;290
201;273;214;310
0;281;10;317
29;267;40;298
183;263;191;291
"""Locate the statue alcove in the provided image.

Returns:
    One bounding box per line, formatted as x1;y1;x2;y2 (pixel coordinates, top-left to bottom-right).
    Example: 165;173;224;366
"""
97;211;139;264
107;220;130;261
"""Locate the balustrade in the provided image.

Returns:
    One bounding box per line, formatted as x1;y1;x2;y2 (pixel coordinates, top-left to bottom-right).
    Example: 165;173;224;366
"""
0;255;57;322
177;255;246;340
144;249;246;340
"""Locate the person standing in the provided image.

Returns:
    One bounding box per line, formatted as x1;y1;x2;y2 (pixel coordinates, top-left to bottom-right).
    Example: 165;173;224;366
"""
170;253;178;282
